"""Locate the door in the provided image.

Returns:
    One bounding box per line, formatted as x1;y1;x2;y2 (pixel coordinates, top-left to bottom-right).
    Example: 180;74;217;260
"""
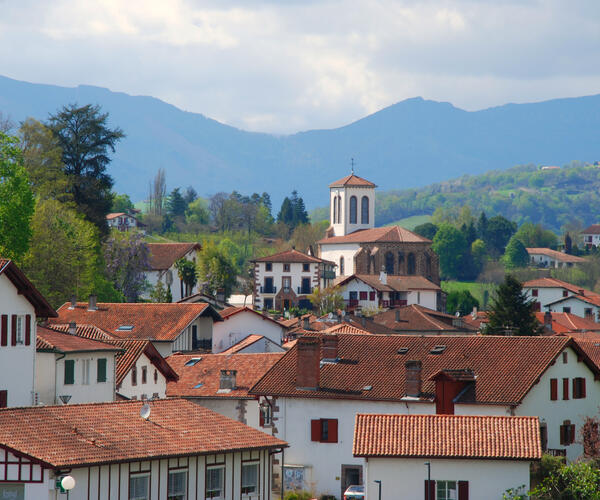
341;465;362;499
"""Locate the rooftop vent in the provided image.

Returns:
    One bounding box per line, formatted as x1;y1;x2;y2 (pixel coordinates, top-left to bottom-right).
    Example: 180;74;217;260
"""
116;325;134;331
430;345;447;355
362;385;373;391
185;357;202;367
397;347;409;354
193;382;204;389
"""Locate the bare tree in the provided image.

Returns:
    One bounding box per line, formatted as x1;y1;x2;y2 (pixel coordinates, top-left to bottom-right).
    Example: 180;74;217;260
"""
0;112;15;133
148;168;167;215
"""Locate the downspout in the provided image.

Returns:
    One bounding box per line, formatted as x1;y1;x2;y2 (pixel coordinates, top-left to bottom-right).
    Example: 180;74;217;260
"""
54;353;66;405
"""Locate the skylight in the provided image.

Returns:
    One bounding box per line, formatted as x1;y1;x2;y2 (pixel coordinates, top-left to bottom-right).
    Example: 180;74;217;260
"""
116;325;134;331
397;348;409;354
430;345;447;355
193;382;204;389
185;357;202;367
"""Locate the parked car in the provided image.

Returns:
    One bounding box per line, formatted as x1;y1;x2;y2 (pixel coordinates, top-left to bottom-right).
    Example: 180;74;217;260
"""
344;485;365;500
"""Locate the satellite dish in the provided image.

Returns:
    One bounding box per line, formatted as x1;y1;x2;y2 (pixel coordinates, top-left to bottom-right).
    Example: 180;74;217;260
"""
455;311;460;317
140;403;151;420
61;475;76;491
59;395;72;405
327;312;334;320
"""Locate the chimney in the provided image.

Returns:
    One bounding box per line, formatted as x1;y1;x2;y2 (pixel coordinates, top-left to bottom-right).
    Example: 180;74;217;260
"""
544;311;553;333
405;360;422;397
361;316;366;328
395;309;400;322
216;288;225;303
321;334;339;360
219;369;237;390
87;294;97;311
379;267;387;285
69;295;76;310
296;337;320;390
579;289;585;296
303;316;311;330
68;322;77;335
471;306;477;319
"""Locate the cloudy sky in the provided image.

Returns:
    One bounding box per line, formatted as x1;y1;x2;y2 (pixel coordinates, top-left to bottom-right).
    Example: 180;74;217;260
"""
1;0;599;133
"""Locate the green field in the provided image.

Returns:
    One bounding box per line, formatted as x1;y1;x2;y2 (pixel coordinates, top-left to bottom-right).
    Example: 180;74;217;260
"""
384;214;432;230
441;281;498;310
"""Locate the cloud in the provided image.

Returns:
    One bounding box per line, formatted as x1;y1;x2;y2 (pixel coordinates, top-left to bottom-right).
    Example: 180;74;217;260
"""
0;0;599;133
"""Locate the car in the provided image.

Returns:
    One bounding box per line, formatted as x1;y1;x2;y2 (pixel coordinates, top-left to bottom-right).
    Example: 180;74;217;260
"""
344;485;365;500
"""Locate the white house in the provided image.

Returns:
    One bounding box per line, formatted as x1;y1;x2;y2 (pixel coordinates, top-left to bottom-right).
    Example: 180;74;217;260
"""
354;413;540;500
166;352;284;431
527;247;585;268
36;326;121;405
106;211;145;233
252;249;336;312
144;242;202;301
335;273;441;311
0;259;57;408
523;277;598;313
220;334;286;354
546;294;600;321
582;224;600;248
250;333;600;499
50;298;223;357
0;399;286;500
212;306;286;352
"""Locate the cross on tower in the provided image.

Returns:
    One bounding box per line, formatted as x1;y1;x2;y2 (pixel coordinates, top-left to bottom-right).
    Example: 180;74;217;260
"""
351;157;355;174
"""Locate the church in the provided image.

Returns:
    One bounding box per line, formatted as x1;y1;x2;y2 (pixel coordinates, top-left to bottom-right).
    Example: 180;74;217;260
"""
317;173;439;284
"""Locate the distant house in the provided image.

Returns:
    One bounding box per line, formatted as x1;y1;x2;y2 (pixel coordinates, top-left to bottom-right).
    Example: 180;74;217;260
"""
144;242;202;302
545;294;600;322
536;311;600;335
372;304;477;334
106;211;145;233
582;224;600;248
220;335;286;354
523;277;598;314
527;247;585;268
0;399;286;500
354;414;540;500
50;297;223;357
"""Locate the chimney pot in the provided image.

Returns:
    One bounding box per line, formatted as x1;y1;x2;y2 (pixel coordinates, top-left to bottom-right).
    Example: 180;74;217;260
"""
68;322;76;335
219;369;237;390
303;316;311;330
544;311;553;333
87;294;97;311
321;334;339;360
579;289;585;296
405;360;422;398
395;309;400;322
69;295;77;309
296;336;320;390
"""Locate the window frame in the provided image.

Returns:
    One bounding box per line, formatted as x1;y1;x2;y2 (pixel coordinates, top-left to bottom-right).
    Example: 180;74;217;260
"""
573;377;586;399
349;196;357;224
82;359;91;385
167;468;188;500
142;366;148;385
64;359;75;385
283;263;291;272
265;262;272;272
361;196;369;224
311;418;338;443
206;465;225;499
436;480;457;500
15;315;24;344
129;472;150;500
241;461;259;496
97;358;107;383
302;263;310;272
132;366;138;386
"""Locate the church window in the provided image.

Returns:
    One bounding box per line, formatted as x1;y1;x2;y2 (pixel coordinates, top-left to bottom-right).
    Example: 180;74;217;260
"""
385;252;394;275
339;256;345;276
426;254;432;277
398;252;404;272
332;196;337;224
407;253;416;275
337;196;342;224
349;196;357;224
361;196;369;224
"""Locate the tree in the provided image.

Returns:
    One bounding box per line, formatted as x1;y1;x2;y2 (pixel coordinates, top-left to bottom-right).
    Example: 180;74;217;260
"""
112;193;134;212
432;224;469;279
103;232;150;302
167;187;187;218
446;290;480;316
581;415;600;459
530;458;600;499
485;215;517;256
183;186;198;205
0;132;35;262
471;238;487;272
477;211;488;240
185;198;210;225
565;233;573;254
175;258;198;298
413;222;438;240
197;241;237;299
48;104;124;235
150;280;172;303
502;237;529;269
277;191;309;232
513;222;558;249
308;286;344;315
148;168;167;216
485;275;543;336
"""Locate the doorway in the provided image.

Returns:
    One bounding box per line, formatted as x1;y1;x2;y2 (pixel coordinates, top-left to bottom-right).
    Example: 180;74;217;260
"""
341;465;362;499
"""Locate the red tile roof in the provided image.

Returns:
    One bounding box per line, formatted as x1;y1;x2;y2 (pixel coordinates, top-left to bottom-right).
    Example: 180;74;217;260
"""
166;353;284;399
546;293;600;308
323;324;372;334
318;226;430;245
583;224;600;235
526;248;586;263
0;399;286;468
147;243;201;270
353;414;541;460
51;302;221;341
329;174;376;188
535;312;600;334
522;277;595;295
253;248;335;264
372;305;476;332
250;334;599;404
0;259;57;317
49;323;117;340
106;212;127;220
336;274;440;292
36;326;122;353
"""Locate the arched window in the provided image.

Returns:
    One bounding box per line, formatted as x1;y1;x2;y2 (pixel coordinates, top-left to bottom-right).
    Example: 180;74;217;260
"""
349;196;357;224
337;196;342;224
361;196;369;224
339;256;345;276
407;253;416;275
398;252;405;273
385;252;394;275
332;196;337;225
426;254;432;277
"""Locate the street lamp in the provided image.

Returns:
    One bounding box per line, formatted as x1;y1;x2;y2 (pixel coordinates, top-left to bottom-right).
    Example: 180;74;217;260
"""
425;462;431;500
56;475;76;498
374;480;382;500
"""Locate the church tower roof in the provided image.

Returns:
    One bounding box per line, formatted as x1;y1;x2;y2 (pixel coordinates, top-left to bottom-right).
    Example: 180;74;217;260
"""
329;174;377;188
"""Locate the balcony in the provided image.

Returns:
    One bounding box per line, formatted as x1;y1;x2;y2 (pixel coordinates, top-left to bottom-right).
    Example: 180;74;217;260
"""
260;286;277;294
546;448;566;457
192;338;212;350
298;286;313;295
346;299;359;307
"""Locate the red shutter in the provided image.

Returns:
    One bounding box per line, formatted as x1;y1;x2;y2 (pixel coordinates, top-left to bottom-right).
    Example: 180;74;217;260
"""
582;378;586;398
560;425;565;445
25;315;31;346
458;481;469;500
550;378;558;400
424;480;435;500
10;315;16;346
570;425;576;444
328;419;338;443
311;419;321;441
259;409;265;427
0;315;7;346
0;390;6;408
563;378;569;400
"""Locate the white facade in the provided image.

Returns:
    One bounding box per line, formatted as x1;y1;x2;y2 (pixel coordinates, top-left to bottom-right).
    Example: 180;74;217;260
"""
546;296;600;322
583;232;600;248
189;398;263;431
528;252;579;269
329;185;375;237
213;310;284;353
117;352;168;400
339;277;438;310
0;273;37;407
364;457;530;500
35;351;117;405
107;213;142;232
524;284;579;312
319;243;361;278
152;315;214;357
144;247;200;302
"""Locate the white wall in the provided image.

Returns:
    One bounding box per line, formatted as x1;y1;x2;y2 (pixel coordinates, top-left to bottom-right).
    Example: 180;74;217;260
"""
330;186;375;237
254;261;320;311
0;274;37;407
213;311;284;353
189;398;262;430
35;352;56;405
117;352;168;400
339;279;438;310
143;248;200;302
546;296;600;321
407;290;437;309
365;457;530;500
523;286;576;311
320;243;361;278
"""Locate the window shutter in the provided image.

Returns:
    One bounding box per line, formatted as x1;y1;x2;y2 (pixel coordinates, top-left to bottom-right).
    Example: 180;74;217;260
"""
424;480;435;500
0;390;6;408
25;315;31;346
563;378;569;400
570;424;576;444
550;378;558;400
560;424;566;445
64;359;75;385
1;315;7;346
328;419;338;443
458;481;469;500
311;420;321;441
97;358;107;383
10;315;16;346
259;409;265;427
582;378;586;398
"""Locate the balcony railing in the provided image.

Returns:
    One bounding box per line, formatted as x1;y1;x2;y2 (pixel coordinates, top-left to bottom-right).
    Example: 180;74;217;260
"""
546;448;566;457
260;286;277;294
322;270;336;280
192;338;212;350
298;286;313;295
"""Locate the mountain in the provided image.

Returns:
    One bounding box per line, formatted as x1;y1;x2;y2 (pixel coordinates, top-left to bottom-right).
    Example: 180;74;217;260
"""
1;75;599;207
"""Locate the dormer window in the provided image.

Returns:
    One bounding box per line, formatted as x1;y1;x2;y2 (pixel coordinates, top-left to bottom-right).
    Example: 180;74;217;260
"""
117;325;134;331
430;345;447;355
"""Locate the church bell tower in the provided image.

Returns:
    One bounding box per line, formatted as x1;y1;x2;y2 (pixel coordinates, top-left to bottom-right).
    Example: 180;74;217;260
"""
328;171;376;237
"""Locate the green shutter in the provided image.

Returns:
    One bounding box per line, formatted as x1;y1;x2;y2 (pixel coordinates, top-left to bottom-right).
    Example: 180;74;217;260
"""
64;360;75;385
97;358;107;383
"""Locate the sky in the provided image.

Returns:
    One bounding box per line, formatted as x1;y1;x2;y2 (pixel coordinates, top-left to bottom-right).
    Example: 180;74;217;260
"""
1;0;600;134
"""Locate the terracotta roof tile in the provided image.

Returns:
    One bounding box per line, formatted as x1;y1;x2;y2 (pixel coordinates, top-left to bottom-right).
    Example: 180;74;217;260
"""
353;414;541;460
250;334;597;404
218;335;282;354
219;306;284;327
522;277;596;295
166;353;284;398
329;174;376;188
535;312;600;334
50;323;117;340
526;248;586;263
0;399;286;468
323;324;372;334
583;224;600;235
318;226;430;245
372;305;475;332
147;243;201;270
36;326;122;353
253;248;334;264
51;302;221;341
337;274;440;292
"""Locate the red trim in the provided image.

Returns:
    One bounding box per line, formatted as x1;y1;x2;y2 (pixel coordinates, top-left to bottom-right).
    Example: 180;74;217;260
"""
25;314;31;346
10;315;16;346
0;314;6;346
550;378;558;400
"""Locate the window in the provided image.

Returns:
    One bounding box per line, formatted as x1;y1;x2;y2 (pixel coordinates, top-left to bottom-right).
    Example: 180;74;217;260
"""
97;358;107;383
142;366;147;384
563;307;571;313
241;463;259;495
265;262;272;272
82;359;90;385
339;257;344;276
132;366;138;386
436;480;457;500
385;252;394;274
301;277;311;295
168;470;187;500
264;277;274;294
333;197;337;224
560;420;576;445
264;298;273;310
550;378;558;400
573;377;586;399
562;352;568;364
283;263;291;272
532;289;538;297
0;390;7;408
349;196;357;224
311;418;338;443
563;290;569;297
64;359;75;385
337;196;341;224
283;277;291;293
361;196;369;224
407;253;416;275
206;466;225;499
260;404;271;426
129;473;150;500
369;291;376;301
563;378;569;400
359;291;368;301
303;263;310;272
15;316;23;344
154;369;158;384
585;308;594;319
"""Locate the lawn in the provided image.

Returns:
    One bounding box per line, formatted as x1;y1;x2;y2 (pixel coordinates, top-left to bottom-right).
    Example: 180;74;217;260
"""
385;214;432;230
441;281;498;310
